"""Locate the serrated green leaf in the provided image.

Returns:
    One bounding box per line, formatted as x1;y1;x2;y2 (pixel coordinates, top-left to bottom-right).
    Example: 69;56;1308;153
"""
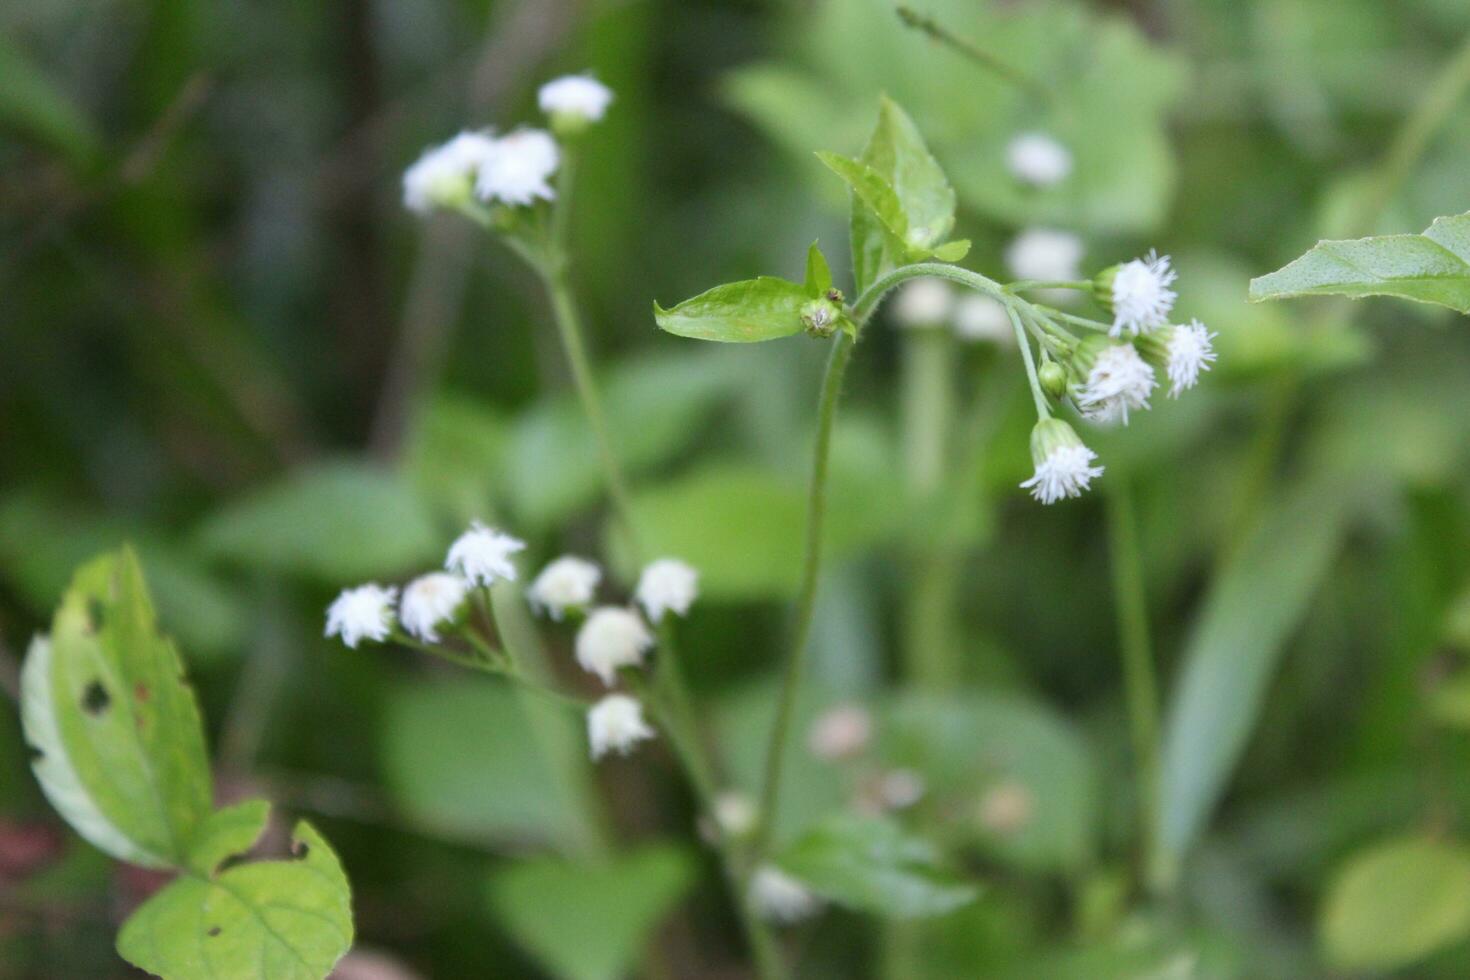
194;462;439;583
117;820;353;980
777;814;977;919
817;151;912;246
1249;212;1470;313
20;550;212;869
865;96;956;251
654;276;811;343
804;240;833;297
486;845;696;980
1320;837;1470;972
185;801;271;878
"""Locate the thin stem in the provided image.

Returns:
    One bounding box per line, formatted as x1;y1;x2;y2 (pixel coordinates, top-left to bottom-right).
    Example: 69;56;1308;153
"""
1007;306;1051;419
1106;478;1162;891
895;4;1046;99
1034;306;1111;333
1005;279;1091;293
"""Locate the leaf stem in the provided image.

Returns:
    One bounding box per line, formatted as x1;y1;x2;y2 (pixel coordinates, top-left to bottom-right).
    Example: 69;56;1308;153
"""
1008;306;1051;419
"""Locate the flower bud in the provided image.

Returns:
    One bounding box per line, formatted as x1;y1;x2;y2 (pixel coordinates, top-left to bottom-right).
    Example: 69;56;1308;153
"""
801;298;843;338
1038;360;1067;399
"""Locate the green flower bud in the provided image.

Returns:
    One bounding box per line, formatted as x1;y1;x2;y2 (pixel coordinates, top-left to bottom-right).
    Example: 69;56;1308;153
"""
801;298;843;338
1091;264;1121;313
1038;360;1068;399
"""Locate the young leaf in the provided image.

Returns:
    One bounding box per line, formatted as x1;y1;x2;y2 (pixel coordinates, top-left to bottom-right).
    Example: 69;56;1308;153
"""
185;800;271;877
804;240;833;297
486;845;696;980
654;276;811;343
116;820;353;980
777;814;977;919
816;151;911;248
1249;212;1470;313
1320;837;1470;972
20;549;212;869
864;96;957;252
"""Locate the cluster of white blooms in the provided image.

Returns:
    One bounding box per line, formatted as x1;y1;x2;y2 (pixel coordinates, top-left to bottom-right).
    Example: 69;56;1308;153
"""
576;606;654;686
1104;250;1177;337
402;75;613;215
586;693;655;759
527;555;601;620
749;865;821;925
1006;228;1084;283
1073;339;1158;426
399;573;469;643
635;558;699;623
325;584;397;649
446;521;525;586
1005;131;1073;187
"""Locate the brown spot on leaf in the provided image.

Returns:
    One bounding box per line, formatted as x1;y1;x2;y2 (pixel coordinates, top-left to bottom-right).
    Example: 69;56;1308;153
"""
134;683;150;702
207;926;221;937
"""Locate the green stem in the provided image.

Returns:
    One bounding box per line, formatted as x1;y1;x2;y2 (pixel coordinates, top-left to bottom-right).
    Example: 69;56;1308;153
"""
895;4;1046;98
1105;478;1162;891
1006;279;1092;293
1007;306;1051;419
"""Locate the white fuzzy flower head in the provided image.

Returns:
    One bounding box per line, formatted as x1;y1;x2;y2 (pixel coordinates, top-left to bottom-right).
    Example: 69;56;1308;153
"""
587;694;655;760
445;522;525;587
399;573;468;643
1073;339;1157;426
1020;418;1104;504
1163;320;1218;397
712;791;758;839
953;294;1014;344
1105;250;1177;337
325;584;397;649
890;277;954;329
1006;131;1073;187
1005;227;1085;283
807;703;872;761
402;131;497;214
475;129;559;207
636;558;699;624
575;606;654;686
527;556;601;620
538;75;614;125
749;865;821;925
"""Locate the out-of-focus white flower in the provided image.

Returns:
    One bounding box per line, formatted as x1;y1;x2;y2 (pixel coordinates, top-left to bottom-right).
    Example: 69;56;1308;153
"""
953;294;1014;344
890;277;954;328
807;703;872;761
1005;228;1085;283
1006;131;1073;187
325;584;397;649
1020;419;1104;504
399;573;468;643
712;791;758;839
445;522;525;587
587;693;655;760
527;556;601;620
1162;320;1217;397
1104;250;1177;337
635;558;699;624
575;606;654;686
538;75;614;123
749;865;821;924
977;780;1035;835
1074;341;1157;426
402;131;497;214
475;129;560;206
879;769;926;810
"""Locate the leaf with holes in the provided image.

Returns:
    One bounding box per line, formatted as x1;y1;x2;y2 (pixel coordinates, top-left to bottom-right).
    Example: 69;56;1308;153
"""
1249;212;1470;313
20;549;212;869
117;819;354;980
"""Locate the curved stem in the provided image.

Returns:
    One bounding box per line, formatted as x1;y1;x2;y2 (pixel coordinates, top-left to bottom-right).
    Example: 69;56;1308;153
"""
1008;306;1051;419
1005;279;1091;293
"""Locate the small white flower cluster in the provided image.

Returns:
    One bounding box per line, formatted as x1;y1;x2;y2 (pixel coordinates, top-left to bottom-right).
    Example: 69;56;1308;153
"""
402;75;612;215
1005;131;1073;187
888;278;1014;346
749;864;822;925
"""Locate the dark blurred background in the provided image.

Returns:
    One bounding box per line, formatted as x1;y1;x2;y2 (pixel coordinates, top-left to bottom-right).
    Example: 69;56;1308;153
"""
5;0;1470;976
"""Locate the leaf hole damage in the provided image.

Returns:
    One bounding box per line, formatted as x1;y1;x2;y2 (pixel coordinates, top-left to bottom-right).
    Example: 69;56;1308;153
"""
291;840;310;860
207;926;221;938
81;681;111;716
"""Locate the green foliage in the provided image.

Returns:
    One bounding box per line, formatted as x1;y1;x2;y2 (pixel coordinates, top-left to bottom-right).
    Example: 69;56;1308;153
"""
0;35;100;165
1250;212;1470;312
486;845;696;980
1320;837;1470;972
776;814;978;919
654;275;813;343
20;550;352;979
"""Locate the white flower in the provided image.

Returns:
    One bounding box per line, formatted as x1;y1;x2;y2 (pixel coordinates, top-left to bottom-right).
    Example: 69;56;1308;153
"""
890;277;953;328
1006;131;1073;187
538;75;614;123
1075;342;1157;425
399;573;469;643
325;584;397;649
445;521;525;587
1107;250;1177;337
712;791;758;838
1164;320;1217;397
1005;228;1084;283
587;694;655;760
749;865;821;924
807;703;872;761
527;556;601;620
475;129;560;206
1020;419;1104;504
575;606;654;686
953;294;1014;344
878;769;926;810
402;131;497;214
635;558;699;624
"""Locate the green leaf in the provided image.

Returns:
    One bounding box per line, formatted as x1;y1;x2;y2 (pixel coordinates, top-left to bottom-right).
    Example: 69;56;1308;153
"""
1249;212;1470;313
864;95;957;251
1155;474;1353;880
185;801;270;878
1320;837;1470;972
930;239;971;262
194;462;439;584
116;820;353;980
804;240;833;297
654;276;810;343
777;814;977;919
486;845;696;980
1429;672;1470;729
20;550;212;869
817;151;912;248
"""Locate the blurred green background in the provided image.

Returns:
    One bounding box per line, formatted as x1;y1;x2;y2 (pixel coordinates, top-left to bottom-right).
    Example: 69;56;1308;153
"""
5;0;1470;976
